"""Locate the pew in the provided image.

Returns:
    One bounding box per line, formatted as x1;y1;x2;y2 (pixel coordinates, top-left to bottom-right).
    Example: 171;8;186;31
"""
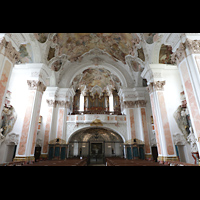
22;157;88;166
106;157;161;166
106;157;198;166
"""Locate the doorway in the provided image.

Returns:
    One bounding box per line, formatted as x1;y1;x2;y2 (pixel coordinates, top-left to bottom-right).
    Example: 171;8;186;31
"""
151;146;158;162
34;146;41;161
90;143;104;164
68;127;124;165
177;145;186;162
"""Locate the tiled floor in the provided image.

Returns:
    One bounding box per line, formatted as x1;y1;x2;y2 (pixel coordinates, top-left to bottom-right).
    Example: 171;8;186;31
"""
88;164;106;166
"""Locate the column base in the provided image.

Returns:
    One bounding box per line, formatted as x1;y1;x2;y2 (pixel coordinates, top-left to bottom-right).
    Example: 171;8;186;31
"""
145;154;152;160
13;156;35;162
157;156;178;162
40;154;48;160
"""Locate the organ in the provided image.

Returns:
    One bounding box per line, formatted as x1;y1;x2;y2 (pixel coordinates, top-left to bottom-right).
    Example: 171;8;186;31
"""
72;89;121;114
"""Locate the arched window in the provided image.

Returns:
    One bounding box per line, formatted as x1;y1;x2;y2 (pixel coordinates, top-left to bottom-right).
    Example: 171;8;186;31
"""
80;93;84;112
109;93;114;112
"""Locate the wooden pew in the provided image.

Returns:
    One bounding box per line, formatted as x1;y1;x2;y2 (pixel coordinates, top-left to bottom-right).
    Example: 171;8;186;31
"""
106;157;161;166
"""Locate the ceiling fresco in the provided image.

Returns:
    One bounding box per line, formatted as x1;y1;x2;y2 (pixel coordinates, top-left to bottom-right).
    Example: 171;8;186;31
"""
72;67;122;92
143;33;159;44
130;60;142;72
159;44;175;64
18;44;33;63
44;33;140;64
34;33;48;43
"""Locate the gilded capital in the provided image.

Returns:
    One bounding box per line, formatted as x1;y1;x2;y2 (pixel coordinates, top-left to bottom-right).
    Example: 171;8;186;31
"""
46;99;57;107
147;81;165;93
124;100;147;108
27;80;46;93
185;38;200;54
124;101;136;108
46;99;70;108
154;81;166;91
57;100;70;108
171;42;186;64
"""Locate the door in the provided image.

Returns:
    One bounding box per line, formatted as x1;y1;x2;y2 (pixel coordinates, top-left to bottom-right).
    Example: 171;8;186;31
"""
151;146;158;162
34;147;41;161
61;147;66;160
132;147;138;159
178;145;186;162
127;146;132;160
90;143;103;163
139;146;145;160
49;147;54;160
12;145;17;161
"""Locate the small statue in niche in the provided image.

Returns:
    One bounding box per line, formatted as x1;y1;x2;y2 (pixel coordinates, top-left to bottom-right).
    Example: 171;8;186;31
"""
173;105;189;139
0;105;17;137
187;127;198;153
0;90;17;138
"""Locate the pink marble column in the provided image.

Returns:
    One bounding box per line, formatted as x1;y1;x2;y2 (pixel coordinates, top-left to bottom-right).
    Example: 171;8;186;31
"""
147;81;176;162
0;60;12;113
56;101;69;140
57;108;64;139
17;80;46;159
18;90;36;155
179;61;200;144
140;107;151;154
31;92;43;154
0;38;19;115
172;39;200;154
123;102;136;142
129;108;136;140
42;107;53;154
157;92;175;155
149;93;162;155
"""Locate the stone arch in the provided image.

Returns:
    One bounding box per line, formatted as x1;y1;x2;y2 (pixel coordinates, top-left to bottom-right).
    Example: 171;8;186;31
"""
61;62;131;89
67;126;126;143
21;33;42;63
151;42;163;64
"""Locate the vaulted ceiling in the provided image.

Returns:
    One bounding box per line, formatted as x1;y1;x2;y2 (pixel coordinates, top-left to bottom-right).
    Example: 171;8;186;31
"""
36;33;141;64
4;33;184;88
25;33;177;88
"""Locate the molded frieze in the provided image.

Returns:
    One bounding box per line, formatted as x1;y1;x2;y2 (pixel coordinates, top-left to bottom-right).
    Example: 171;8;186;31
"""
185;38;200;54
171;43;186;64
46;99;70;108
124;100;147;108
66;121;127;143
147;81;166;93
27;80;46;93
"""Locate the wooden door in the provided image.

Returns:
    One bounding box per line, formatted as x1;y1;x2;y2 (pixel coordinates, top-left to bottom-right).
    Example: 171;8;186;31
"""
34;147;41;161
151;146;158;162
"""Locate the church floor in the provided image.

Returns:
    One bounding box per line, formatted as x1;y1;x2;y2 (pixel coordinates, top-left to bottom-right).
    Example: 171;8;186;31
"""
88;164;106;166
5;157;198;166
21;158;162;166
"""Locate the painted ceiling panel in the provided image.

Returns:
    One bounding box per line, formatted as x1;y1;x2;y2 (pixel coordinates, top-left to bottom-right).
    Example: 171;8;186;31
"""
72;67;122;92
48;33;140;63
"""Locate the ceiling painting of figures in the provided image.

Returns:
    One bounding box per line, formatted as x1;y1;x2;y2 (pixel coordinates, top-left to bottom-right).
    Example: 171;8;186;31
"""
45;33;140;64
72;67;122;92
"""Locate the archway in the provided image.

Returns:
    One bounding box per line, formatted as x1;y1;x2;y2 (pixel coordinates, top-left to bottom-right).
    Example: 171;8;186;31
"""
68;127;124;164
